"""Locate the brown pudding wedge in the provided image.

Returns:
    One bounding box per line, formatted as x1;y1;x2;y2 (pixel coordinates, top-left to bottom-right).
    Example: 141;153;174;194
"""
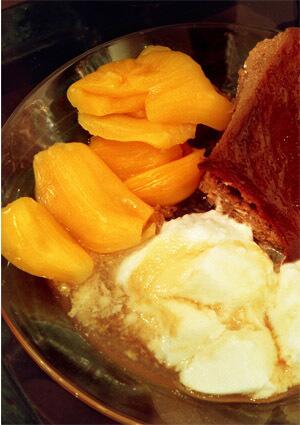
200;28;300;262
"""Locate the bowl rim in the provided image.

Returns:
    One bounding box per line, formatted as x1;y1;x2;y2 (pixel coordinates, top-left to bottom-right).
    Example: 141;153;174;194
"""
2;21;279;424
2;307;143;425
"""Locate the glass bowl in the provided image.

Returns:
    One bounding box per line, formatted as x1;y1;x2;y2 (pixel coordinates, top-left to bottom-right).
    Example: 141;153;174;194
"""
2;22;299;425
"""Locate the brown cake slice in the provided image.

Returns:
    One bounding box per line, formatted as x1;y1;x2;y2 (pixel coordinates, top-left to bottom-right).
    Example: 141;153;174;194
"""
200;28;300;262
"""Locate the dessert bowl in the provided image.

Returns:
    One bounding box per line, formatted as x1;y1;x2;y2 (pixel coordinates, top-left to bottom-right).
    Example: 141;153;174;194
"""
2;22;299;424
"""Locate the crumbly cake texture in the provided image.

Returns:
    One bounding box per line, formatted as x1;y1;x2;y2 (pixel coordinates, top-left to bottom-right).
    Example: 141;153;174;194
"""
200;28;300;262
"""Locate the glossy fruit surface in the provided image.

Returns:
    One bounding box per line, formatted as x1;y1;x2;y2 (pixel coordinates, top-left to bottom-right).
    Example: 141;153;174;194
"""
78;113;196;149
1;197;94;284
90;136;183;180
125;149;205;205
34;142;154;253
67;85;146;116
145;80;233;130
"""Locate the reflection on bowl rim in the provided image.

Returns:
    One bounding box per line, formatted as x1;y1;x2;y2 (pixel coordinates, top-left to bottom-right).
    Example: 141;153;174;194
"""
2;22;280;424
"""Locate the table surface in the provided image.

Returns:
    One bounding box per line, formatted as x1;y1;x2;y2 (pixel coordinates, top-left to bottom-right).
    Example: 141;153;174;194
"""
2;1;299;424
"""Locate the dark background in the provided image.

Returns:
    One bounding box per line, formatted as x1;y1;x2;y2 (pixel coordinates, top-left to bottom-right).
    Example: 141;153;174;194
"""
2;1;299;424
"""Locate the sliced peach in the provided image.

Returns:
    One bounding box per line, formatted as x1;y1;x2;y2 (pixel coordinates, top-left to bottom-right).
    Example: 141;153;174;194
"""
89;137;183;180
78;113;196;149
1;197;94;284
34;143;154;253
138;47;232;129
68;45;232;132
137;49;200;91
74;58;152;97
125;149;205;206
67;84;146;116
145;79;233;130
73;49;201;98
